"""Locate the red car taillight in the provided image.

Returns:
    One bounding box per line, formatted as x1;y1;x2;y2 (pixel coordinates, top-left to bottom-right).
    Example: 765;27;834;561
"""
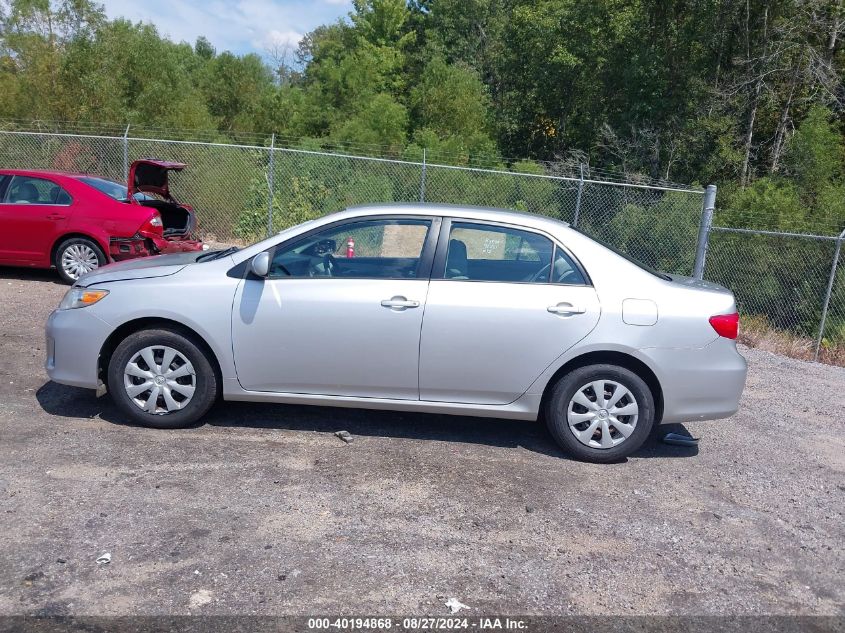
139;213;164;237
709;312;739;339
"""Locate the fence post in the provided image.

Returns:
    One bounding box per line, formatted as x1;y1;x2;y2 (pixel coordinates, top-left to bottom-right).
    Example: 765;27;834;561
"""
814;228;845;361
122;124;130;178
419;148;427;203
267;134;275;238
572;163;585;227
693;184;717;280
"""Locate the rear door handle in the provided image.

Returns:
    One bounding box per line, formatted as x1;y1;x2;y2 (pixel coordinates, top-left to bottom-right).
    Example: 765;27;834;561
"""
548;303;586;316
381;296;420;310
46;213;67;220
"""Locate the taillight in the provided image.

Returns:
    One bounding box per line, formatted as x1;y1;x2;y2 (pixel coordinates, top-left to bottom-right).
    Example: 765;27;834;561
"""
709;312;739;339
139;213;164;236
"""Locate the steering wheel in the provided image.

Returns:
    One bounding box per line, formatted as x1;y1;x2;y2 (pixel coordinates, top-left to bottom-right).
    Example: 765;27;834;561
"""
308;253;336;277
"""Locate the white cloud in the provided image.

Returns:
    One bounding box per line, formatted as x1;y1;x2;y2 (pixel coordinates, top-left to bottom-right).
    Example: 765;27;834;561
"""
99;0;351;55
256;29;304;52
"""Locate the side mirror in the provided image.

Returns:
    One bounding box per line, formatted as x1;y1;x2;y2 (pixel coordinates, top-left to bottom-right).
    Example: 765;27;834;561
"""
250;252;270;277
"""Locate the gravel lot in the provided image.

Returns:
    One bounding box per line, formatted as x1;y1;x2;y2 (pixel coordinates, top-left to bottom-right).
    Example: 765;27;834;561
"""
0;267;843;617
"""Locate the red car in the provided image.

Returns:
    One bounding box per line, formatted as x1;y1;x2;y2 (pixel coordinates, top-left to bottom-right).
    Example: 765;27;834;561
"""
0;159;203;283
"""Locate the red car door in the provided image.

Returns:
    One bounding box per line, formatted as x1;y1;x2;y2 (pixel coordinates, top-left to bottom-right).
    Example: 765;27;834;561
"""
0;175;72;264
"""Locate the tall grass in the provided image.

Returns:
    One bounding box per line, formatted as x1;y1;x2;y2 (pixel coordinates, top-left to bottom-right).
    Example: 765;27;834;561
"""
738;314;845;366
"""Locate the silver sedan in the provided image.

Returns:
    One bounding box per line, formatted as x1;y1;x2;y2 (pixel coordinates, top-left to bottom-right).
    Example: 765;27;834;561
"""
45;204;747;462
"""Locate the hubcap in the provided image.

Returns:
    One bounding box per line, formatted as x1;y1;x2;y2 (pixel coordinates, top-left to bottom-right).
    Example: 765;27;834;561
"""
123;345;196;415
60;244;99;280
566;379;639;449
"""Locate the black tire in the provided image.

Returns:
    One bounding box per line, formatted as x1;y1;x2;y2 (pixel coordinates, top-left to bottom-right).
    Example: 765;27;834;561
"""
54;237;106;284
545;364;655;463
107;328;218;429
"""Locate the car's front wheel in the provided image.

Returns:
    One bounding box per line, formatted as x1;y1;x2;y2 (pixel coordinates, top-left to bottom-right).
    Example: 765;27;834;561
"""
107;328;218;429
54;237;105;284
545;364;655;463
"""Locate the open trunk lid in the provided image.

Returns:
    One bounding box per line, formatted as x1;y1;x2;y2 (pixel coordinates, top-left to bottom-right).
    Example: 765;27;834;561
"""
128;159;196;240
128;159;186;201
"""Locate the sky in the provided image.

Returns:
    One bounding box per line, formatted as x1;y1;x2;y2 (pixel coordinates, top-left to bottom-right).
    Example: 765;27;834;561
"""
98;0;353;57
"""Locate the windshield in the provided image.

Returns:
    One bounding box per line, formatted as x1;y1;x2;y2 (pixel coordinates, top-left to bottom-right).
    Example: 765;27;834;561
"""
79;176;151;202
573;228;672;281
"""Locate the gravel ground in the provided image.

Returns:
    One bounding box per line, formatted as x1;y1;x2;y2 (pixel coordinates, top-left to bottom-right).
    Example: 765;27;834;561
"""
0;267;843;617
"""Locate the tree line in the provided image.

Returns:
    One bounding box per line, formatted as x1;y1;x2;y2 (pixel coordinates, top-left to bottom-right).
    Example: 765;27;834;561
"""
1;0;844;233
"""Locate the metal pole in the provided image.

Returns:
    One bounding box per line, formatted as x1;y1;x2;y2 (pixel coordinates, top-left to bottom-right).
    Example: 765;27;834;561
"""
572;163;585;227
122;124;130;179
419;148;426;203
693;184;717;280
267;134;275;237
814;228;845;361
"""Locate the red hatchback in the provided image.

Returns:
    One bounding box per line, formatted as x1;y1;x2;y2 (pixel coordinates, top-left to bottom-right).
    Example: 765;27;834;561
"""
0;159;203;283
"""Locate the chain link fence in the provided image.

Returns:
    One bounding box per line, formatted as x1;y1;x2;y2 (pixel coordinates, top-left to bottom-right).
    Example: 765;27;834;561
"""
1;125;842;366
0;128;845;365
0;127;707;278
703;227;845;365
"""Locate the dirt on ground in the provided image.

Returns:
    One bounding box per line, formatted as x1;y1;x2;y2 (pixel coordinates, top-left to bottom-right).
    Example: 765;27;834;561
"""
0;267;843;616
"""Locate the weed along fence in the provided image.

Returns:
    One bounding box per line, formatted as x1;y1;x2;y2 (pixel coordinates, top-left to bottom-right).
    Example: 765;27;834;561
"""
0;124;842;366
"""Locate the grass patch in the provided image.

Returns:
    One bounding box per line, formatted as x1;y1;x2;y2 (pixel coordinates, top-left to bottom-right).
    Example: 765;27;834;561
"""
739;314;845;367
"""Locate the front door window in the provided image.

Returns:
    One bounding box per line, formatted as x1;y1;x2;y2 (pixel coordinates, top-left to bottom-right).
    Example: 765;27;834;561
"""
270;218;431;279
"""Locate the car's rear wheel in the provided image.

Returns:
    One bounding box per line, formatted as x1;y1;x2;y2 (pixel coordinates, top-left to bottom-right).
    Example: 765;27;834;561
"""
545;364;655;463
107;328;218;429
54;237;105;284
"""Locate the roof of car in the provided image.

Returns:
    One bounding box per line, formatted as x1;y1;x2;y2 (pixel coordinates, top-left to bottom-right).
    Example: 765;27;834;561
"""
343;203;571;229
0;168;99;179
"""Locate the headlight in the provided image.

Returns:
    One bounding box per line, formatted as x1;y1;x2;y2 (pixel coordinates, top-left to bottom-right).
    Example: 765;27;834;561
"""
59;288;109;310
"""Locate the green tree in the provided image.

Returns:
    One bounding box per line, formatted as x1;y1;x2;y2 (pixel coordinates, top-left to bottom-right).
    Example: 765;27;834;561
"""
784;106;844;196
332;92;408;152
59;19;214;127
0;0;104;119
200;51;274;132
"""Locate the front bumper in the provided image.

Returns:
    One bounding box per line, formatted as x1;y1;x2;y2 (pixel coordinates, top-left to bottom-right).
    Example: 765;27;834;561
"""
642;338;748;424
45;308;113;390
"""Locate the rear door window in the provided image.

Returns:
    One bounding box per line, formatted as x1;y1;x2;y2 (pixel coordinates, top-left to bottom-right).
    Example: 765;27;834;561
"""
442;222;555;283
439;221;587;285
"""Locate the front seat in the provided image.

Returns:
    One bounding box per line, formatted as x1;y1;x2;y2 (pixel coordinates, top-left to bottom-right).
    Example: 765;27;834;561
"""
11;182;39;203
445;239;469;279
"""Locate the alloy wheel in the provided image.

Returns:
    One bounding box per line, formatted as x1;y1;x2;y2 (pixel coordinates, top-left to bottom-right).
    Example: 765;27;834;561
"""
566;379;639;449
123;345;196;415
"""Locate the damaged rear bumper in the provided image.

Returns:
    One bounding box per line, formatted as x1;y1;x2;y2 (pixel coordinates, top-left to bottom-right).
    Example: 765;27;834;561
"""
109;235;204;261
153;236;204;254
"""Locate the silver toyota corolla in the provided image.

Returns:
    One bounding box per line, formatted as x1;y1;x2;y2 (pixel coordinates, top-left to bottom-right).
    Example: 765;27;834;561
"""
45;204;747;462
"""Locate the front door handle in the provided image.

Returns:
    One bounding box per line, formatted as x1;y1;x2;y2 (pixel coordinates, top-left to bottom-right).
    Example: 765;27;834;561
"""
548;303;586;316
381;296;420;310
